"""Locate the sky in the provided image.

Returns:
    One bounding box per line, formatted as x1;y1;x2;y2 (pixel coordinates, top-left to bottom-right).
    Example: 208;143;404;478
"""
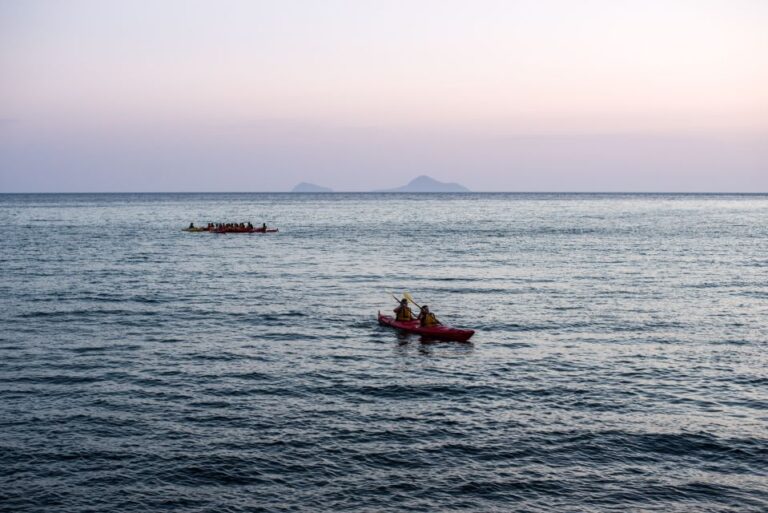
0;0;766;192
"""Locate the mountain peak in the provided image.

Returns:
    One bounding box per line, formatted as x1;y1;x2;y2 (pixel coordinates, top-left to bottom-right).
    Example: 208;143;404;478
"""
408;175;438;185
291;182;333;193
378;175;470;193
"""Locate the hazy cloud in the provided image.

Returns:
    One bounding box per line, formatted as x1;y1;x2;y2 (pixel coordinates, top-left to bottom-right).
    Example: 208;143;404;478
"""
1;1;766;191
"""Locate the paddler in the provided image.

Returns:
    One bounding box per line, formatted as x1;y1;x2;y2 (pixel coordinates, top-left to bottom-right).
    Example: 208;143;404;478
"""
394;298;415;322
417;305;441;327
189;222;195;229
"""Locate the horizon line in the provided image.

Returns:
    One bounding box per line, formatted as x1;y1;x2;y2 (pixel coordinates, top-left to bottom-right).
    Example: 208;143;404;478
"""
1;191;767;195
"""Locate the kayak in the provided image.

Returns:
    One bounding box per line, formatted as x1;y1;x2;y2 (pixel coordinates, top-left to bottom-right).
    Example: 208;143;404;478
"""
377;312;475;342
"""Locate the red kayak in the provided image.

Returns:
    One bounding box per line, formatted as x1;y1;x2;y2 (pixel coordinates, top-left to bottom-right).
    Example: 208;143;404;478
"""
377;313;475;342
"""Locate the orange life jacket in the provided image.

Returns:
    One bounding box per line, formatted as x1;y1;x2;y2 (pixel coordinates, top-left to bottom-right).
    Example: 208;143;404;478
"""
421;312;439;327
395;306;414;321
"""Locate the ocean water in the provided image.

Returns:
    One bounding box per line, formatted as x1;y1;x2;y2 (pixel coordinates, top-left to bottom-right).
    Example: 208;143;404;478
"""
1;192;766;513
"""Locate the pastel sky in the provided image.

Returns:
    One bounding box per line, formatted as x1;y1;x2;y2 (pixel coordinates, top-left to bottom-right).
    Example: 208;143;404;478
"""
1;0;766;192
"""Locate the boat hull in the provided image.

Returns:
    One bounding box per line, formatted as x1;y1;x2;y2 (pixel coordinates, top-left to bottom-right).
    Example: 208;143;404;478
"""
182;228;279;233
212;228;278;234
377;313;474;342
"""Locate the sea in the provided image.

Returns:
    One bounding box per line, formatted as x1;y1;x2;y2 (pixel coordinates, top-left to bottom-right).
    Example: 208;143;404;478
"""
1;192;766;513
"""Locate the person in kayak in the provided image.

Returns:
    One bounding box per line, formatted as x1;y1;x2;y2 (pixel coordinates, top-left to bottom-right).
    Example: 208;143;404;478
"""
394;298;415;322
418;305;441;327
189;222;195;229
262;222;268;231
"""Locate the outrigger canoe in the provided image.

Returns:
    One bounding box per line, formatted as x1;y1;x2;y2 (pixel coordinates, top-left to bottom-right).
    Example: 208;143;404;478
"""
378;312;475;342
212;228;278;234
183;227;279;233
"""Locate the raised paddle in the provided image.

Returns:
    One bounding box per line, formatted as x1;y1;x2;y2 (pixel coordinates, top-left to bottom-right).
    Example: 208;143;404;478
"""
392;293;420;309
404;291;442;324
403;291;423;310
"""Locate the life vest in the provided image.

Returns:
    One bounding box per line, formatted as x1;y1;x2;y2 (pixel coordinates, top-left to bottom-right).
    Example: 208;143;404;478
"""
421;312;439;327
395;307;413;321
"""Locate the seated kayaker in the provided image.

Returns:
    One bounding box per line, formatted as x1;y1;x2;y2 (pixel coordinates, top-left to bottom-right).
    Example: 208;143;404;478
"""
418;305;441;327
262;222;267;231
394;298;415;322
247;221;253;229
189;222;195;229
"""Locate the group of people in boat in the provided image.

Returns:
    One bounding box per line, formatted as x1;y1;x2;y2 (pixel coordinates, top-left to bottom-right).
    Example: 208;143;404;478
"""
393;298;440;327
188;222;270;233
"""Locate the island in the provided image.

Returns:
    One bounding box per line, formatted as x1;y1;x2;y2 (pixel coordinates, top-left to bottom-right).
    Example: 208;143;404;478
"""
291;182;334;193
376;175;470;193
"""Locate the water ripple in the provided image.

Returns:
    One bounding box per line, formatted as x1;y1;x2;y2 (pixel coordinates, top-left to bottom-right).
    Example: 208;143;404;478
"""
1;193;767;513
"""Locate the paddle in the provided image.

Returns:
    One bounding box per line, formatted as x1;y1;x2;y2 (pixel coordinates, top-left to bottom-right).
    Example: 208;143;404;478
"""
392;293;421;309
404;291;441;325
403;291;423;310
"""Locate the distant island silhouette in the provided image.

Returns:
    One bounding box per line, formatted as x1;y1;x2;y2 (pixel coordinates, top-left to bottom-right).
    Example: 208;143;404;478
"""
290;175;470;193
291;182;334;193
375;175;470;193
